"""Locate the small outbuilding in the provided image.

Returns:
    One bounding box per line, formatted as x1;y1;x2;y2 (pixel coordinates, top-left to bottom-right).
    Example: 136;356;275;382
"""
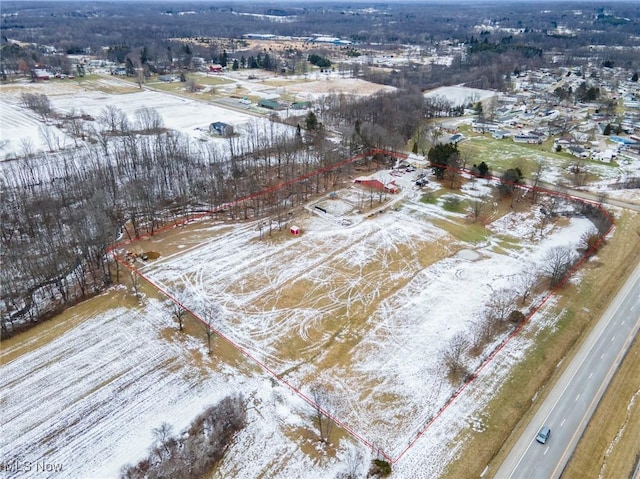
32;69;51;81
290;226;300;236
258;99;284;110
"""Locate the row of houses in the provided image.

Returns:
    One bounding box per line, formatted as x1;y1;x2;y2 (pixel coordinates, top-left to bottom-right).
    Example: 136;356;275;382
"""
256;99;311;111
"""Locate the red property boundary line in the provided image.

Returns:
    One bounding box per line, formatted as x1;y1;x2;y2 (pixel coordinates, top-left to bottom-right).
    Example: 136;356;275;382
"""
106;150;615;466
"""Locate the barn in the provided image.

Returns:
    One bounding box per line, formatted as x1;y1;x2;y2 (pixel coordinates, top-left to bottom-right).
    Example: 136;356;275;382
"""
353;172;399;194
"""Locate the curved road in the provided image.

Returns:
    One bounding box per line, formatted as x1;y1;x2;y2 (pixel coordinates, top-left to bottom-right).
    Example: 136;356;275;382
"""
494;259;640;479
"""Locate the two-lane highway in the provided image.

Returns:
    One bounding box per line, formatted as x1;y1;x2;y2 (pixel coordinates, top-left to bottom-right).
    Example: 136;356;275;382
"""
494;259;640;479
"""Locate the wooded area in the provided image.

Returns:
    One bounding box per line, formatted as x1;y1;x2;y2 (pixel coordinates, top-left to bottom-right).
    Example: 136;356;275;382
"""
1;0;637;336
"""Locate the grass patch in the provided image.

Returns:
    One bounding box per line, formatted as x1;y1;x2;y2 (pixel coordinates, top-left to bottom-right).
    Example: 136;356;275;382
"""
459;135;571;176
190;76;234;86
442;195;464;213
432;217;488;243
420;191;438;204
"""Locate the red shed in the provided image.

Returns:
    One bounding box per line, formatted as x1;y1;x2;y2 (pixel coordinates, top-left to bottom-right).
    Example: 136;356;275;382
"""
290;226;300;236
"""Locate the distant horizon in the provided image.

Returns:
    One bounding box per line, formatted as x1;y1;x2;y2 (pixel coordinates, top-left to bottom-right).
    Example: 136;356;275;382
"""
3;0;637;3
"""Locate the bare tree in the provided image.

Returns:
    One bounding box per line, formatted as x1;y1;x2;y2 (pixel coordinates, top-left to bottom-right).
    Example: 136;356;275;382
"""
530;160;546;204
38;124;58;152
153;422;174;456
569;156;588;187
340;449;365;479
516;270;538;305
486;288;516;322
468;197;488;222
98;105;129;133
171;301;187;331
441;333;470;384
21;92;53;121
198;304;220;354
310;385;335;444
470;318;496;357
542;246;576;288
135;107;164;133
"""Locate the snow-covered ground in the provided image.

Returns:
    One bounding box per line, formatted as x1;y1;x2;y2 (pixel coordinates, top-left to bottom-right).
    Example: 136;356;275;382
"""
137;187;593;465
0;77;291;160
1;72;621;476
0;179;597;476
0;72;392;161
0;290;364;478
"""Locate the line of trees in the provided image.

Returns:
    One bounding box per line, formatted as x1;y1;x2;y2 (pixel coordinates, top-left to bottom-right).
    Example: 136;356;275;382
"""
1;100;375;338
120;395;246;479
427;151;614;385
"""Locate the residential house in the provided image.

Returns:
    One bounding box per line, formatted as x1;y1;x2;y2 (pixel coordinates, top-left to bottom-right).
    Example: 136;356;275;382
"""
513;134;542;144
354;172;399;194
209;122;234;137
492;130;511;140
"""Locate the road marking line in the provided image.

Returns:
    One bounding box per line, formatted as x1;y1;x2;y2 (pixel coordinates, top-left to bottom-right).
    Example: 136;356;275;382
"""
561;418;566;427
544;446;549;455
550;313;640;479
611;335;616;342
575;394;580;402
601;353;605;359
589;372;593;379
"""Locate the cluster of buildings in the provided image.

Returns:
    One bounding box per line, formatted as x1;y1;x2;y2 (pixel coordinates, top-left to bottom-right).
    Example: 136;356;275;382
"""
438;65;640;164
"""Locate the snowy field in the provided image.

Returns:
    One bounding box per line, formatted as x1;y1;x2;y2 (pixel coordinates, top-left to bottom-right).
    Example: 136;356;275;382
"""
1;73;620;476
0;291;364;479
0;77;292;160
136;186;593;465
0;72;394;161
0;180;597;477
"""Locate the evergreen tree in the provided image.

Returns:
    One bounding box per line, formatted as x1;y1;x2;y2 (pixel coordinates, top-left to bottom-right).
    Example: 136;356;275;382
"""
305;111;318;130
428;143;459;179
477;161;489;177
140;46;149;65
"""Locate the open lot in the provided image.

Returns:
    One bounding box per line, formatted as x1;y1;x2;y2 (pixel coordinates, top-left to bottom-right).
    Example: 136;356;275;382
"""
0;162;615;477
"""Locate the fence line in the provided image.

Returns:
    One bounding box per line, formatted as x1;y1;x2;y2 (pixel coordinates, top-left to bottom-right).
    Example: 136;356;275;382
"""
107;150;615;465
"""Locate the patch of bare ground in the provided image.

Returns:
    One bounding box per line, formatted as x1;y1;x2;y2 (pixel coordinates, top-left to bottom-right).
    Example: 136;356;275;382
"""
156;298;260;377
269;239;452;369
442;209;640;479
562;333;640;479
